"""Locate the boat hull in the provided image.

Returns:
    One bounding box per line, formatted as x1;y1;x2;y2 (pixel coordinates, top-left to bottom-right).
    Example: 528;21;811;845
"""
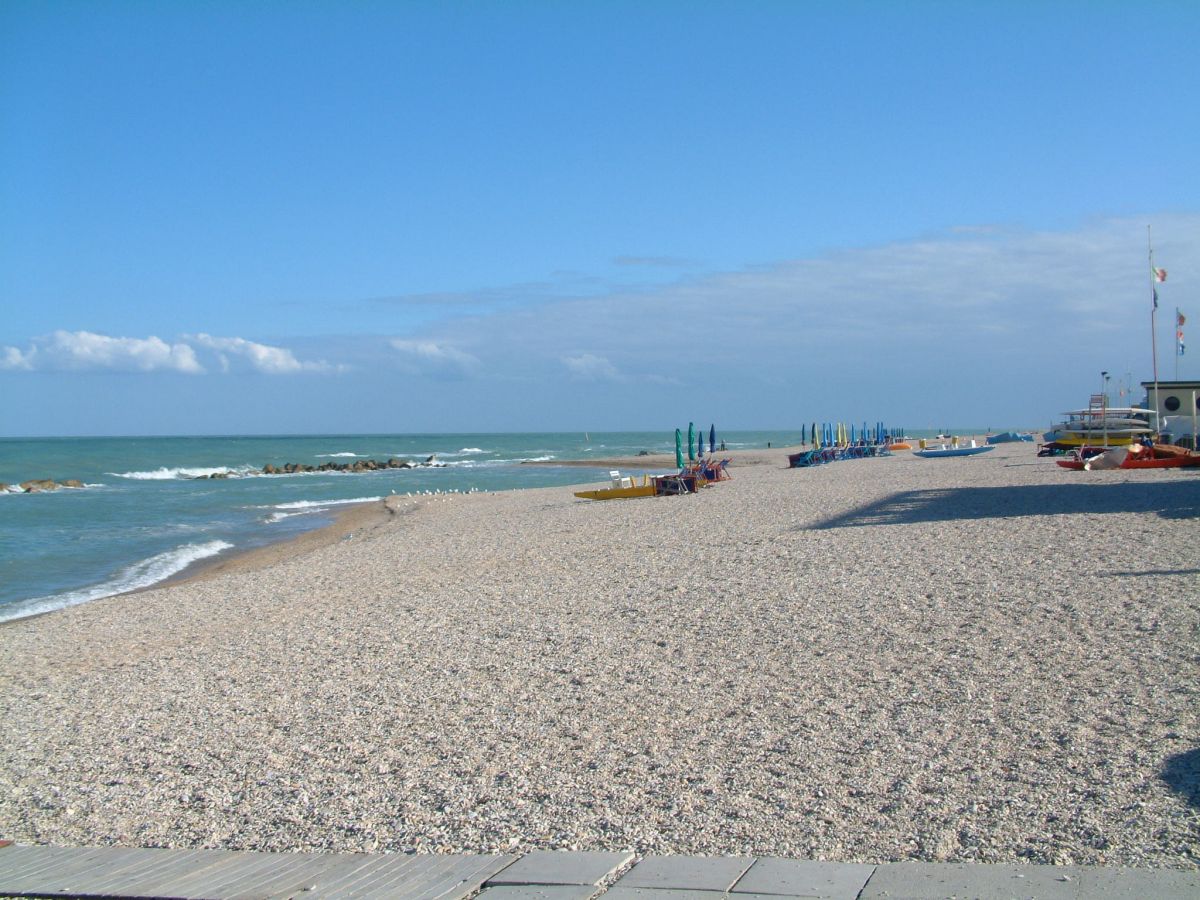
913;445;995;458
573;484;658;500
1057;444;1200;470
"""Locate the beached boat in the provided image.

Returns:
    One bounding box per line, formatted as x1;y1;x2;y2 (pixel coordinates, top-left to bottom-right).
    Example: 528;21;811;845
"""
574;471;659;500
573;483;658;500
1056;443;1200;471
913;444;995;458
1042;404;1155;448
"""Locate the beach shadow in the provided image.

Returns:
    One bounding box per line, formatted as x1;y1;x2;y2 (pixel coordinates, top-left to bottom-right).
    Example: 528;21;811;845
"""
812;481;1200;529
1103;567;1200;577
1162;748;1200;808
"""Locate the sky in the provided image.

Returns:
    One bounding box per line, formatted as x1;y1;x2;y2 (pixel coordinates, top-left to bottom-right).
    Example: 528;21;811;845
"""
2;1;1198;436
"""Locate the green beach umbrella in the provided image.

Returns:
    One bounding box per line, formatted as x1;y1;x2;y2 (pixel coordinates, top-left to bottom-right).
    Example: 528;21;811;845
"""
688;422;696;461
675;428;683;468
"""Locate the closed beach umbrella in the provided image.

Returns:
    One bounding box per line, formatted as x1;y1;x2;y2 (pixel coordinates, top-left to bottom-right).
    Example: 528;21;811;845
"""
710;424;716;454
687;422;696;461
675;428;683;468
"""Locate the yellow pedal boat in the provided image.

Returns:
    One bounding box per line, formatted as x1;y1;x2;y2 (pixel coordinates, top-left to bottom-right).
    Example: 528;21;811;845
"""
574;471;658;501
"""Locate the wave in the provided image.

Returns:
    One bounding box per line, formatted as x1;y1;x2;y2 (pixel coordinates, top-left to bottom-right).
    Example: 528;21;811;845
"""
109;465;260;480
459;447;485;454
316;452;361;458
261;495;383;524
265;496;381;518
0;540;234;624
271;496;383;511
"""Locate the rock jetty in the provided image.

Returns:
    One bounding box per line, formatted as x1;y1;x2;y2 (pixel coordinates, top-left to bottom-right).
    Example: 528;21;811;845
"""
3;479;86;493
249;455;444;478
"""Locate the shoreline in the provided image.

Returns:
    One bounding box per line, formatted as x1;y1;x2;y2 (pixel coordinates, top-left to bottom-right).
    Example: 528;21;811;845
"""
4;440;1195;865
0;442;926;628
158;446;799;591
153;495;405;592
165;444;806;589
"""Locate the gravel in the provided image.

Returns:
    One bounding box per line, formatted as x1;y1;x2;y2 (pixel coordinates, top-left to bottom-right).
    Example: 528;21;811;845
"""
1;442;1197;868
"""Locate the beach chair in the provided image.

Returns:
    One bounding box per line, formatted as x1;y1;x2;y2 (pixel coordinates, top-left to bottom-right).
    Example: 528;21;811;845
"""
653;474;692;495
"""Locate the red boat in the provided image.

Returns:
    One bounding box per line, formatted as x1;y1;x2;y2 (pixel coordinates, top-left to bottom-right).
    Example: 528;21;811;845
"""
1057;443;1200;470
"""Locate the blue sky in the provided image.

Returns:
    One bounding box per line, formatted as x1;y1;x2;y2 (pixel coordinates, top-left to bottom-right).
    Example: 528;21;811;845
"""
2;1;1197;436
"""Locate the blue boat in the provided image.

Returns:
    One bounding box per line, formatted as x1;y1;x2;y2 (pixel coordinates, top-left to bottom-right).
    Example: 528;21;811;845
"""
985;431;1034;444
913;444;995;458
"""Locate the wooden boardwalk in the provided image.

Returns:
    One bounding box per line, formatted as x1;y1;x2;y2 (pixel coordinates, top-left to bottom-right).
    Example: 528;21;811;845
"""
1;843;1197;899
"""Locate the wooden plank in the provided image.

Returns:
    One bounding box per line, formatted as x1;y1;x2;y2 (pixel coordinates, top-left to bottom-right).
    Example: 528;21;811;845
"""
345;853;514;900
281;853;417;899
109;848;252;897
85;848;233;895
0;846;512;900
0;845;124;892
146;850;305;898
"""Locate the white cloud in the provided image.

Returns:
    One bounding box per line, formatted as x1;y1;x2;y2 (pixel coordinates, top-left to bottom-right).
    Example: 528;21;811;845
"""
363;213;1200;424
0;330;204;373
187;333;336;374
1;345;33;370
0;331;338;375
390;338;480;375
562;353;621;381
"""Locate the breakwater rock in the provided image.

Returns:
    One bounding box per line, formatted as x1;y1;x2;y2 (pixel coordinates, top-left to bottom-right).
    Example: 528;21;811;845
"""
232;456;447;479
3;479;86;493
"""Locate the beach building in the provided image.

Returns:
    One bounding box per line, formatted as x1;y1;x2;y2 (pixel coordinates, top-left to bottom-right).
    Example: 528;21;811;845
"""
1141;380;1200;418
1142;379;1200;446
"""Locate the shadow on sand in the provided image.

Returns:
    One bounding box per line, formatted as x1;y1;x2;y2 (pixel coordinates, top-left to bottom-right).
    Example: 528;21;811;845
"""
813;480;1200;529
1163;748;1200;809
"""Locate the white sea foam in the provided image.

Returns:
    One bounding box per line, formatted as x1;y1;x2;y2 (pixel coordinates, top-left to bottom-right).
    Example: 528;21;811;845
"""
316;452;361;458
0;540;234;624
264;510;306;523
459;447;485;454
109;466;259;481
271;496;383;511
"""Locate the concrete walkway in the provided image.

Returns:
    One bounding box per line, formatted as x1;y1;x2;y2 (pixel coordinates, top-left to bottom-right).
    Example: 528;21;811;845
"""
0;843;1197;899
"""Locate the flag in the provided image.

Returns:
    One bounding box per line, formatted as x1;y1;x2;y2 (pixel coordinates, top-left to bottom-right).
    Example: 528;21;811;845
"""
1178;311;1187;327
1153;287;1159;309
1153;267;1168;282
1179;309;1187;356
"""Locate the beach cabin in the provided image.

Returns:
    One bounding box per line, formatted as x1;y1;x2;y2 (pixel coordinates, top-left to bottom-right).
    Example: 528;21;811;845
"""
1141;380;1200;419
1142;380;1200;446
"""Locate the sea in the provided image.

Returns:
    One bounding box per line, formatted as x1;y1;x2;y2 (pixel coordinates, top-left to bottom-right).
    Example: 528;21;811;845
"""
0;430;812;623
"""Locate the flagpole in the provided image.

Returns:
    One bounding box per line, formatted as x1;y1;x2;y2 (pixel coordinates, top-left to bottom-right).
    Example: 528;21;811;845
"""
1149;225;1160;432
1177;306;1181;381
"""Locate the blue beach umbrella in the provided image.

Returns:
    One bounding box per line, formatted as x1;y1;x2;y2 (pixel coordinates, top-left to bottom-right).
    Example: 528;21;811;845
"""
687;422;696;462
675;428;683;468
710;424;716;454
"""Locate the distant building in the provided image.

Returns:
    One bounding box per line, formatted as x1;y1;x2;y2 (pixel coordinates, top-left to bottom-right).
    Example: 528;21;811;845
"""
1140;379;1200;420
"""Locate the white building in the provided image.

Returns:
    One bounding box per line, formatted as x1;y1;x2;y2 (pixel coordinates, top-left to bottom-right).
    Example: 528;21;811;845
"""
1141;380;1200;446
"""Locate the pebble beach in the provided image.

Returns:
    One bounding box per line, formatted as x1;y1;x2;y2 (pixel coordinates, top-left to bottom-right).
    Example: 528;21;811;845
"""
1;442;1197;869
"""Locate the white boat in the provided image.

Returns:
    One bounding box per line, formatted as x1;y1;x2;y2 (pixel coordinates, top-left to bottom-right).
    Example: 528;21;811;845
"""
1043;399;1154;447
913;444;995;458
